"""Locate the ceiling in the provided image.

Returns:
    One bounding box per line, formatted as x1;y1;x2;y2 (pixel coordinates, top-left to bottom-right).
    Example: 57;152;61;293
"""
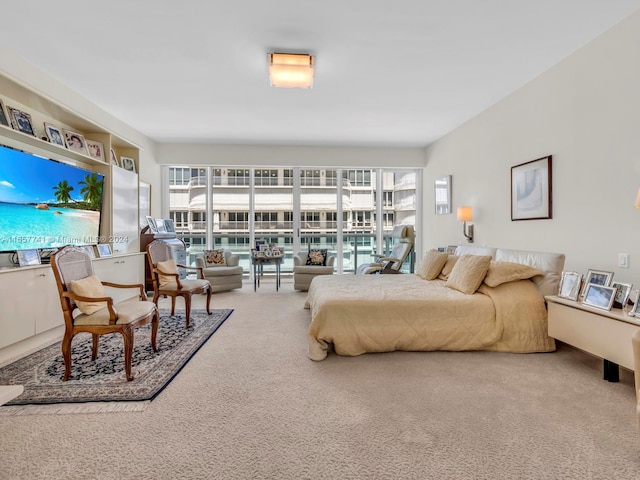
3;1;640;148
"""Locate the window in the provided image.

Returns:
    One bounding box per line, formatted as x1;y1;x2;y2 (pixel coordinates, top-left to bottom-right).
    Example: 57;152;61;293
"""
301;169;321;186
170;211;189;232
228;169;249;186
255;169;278;186
169;167;192;186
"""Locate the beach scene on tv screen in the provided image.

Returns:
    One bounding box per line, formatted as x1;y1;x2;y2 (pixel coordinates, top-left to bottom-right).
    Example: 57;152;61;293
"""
0;146;103;251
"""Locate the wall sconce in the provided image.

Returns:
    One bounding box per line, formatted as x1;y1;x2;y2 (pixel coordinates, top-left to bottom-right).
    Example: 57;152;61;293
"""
635;188;640;208
268;53;315;89
457;206;474;243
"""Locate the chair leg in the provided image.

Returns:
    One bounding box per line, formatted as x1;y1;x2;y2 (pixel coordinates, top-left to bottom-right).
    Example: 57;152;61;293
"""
91;334;100;360
171;296;176;316
205;286;212;315
184;294;192;328
151;309;159;352
61;331;74;382
121;326;135;381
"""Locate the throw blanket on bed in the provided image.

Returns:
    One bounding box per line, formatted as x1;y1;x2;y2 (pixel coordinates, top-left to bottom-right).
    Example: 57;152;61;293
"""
305;275;555;361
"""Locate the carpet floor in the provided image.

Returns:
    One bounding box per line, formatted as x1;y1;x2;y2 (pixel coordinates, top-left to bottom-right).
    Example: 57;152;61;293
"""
0;308;232;406
0;281;639;479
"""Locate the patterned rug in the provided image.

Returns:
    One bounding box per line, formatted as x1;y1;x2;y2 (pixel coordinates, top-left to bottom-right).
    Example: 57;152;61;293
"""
0;309;232;406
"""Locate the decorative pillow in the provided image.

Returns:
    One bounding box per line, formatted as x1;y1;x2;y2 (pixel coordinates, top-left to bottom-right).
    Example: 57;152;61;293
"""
204;249;226;267
483;261;543;287
306;249;327;266
69;274;107;315
416;249;449;280
157;258;179;286
438;255;460;280
445;255;492;294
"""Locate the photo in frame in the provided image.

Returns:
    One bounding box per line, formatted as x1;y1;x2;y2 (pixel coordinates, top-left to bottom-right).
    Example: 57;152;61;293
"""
121;156;136;172
611;281;633;309
8;107;36;136
79;245;95;259
86;140;106;162
580;269;614;297
582;284;616;311
44;123;65;146
630;298;640;317
96;244;113;257
434;175;452;215
63;130;89;155
164;218;175;234
557;271;582;301
146;216;158;234
511;155;552;221
155;218;167;234
110;148;118;166
0;99;9;127
17;249;41;267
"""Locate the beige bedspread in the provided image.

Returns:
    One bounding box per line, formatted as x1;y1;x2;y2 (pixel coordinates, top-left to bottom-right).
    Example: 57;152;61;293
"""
305;274;555;361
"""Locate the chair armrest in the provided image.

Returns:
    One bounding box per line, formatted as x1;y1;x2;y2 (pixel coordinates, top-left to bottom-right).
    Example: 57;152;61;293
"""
225;252;240;267
378;256;402;263
326;255;336;267
177;264;205;279
101;281;148;301
293;253;306;266
62;291;119;324
195;256;206;269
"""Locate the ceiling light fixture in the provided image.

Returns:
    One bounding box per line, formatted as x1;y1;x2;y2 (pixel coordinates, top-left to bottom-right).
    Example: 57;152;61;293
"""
269;53;314;89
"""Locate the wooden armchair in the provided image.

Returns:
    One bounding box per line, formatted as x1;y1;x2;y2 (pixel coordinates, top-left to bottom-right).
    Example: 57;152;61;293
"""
146;239;212;328
51;245;159;382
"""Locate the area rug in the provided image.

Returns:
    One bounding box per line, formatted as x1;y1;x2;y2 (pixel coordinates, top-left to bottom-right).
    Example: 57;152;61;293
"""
0;308;232;407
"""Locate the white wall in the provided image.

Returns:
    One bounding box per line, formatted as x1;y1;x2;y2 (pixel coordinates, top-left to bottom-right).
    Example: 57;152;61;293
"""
157;143;426;168
423;10;640;283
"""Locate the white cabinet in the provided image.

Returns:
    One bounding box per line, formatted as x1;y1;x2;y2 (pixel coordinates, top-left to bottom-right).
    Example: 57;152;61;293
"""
0;266;63;349
92;253;145;303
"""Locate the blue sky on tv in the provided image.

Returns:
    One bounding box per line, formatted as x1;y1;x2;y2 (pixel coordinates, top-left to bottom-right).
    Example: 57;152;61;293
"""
0;146;102;204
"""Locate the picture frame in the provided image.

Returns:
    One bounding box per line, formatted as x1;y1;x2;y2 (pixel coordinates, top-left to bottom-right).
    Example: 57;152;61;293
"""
17;249;41;267
155;218;167;234
629;298;640;318
96;244;113;258
8;107;36;136
0;99;9;127
434;175;452;215
146;216;159;234
43;123;65;146
582;284;616;311
580;269;614;297
446;245;457;254
110;148;118;166
121;156;136;172
164;218;175;234
63;130;89;155
79;245;95;259
557;271;582;301
511;155;552;221
611;281;633;309
139;181;151;229
86;139;106;162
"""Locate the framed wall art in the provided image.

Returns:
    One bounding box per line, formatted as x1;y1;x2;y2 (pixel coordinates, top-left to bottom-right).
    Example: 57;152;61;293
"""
511;155;552;221
434;175;452;215
557;271;582;301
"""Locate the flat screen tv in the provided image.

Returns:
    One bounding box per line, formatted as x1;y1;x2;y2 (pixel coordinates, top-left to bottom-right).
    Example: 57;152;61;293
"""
0;144;104;252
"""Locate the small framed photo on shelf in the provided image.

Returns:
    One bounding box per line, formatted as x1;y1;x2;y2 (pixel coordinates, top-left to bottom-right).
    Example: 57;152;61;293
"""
8;107;36;136
17;249;41;267
146;216;159;234
44;123;66;146
557;271;582;301
63;130;89;155
155;218;167;234
96;244;113;257
120;156;136;172
582;284;616;311
79;245;96;258
629;298;640;318
110;148;118;166
164;218;175;234
446;245;457;254
611;281;633;309
580;269;614;297
86;140;106;162
0;99;9;127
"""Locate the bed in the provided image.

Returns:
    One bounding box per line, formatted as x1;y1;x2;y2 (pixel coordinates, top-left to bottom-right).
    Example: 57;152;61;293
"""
305;247;565;361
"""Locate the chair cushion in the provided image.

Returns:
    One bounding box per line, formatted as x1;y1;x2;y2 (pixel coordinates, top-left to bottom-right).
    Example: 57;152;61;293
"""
74;299;156;326
157;258;178;286
416;249;449;280
203;249;226;267
159;278;210;292
69;274;107;315
445;255;492;294
306;249;327;266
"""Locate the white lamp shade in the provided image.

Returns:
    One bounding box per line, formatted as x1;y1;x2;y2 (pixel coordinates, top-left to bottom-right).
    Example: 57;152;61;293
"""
457;206;473;222
269;53;314;89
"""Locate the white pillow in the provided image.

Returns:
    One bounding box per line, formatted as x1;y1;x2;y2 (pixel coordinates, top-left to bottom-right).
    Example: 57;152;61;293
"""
157;258;179;286
69;274;107;315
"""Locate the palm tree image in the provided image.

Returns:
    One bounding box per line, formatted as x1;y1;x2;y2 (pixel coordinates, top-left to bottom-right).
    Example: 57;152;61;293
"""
78;173;103;211
52;180;74;204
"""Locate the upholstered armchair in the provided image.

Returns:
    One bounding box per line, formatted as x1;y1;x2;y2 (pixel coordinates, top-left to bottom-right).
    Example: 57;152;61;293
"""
51;245;159;381
195;250;244;292
357;225;415;274
293;251;335;291
633;329;640;431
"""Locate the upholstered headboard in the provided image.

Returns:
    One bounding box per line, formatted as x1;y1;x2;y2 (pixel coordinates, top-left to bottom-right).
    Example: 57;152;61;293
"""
454;245;565;297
